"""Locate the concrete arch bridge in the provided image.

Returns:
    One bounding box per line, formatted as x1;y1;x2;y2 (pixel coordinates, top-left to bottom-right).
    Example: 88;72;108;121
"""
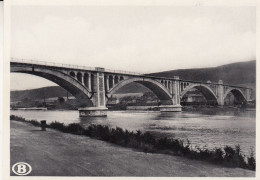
11;59;252;116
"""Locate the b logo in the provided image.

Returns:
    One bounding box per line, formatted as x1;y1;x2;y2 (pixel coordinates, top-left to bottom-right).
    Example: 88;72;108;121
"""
12;162;32;176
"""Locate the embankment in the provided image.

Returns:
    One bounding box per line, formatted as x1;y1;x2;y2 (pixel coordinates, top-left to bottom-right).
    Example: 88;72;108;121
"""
10;120;254;176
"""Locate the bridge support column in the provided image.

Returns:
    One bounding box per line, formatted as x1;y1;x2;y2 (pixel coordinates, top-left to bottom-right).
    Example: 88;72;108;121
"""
79;69;108;117
105;76;109;91
245;88;251;101
169;81;172;93
81;75;85;86
217;80;224;106
112;76;115;88
159;78;182;112
88;73;91;91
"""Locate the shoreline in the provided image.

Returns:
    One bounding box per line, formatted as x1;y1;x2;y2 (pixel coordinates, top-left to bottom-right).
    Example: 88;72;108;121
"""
11;105;256;112
10;118;255;176
10;120;255;176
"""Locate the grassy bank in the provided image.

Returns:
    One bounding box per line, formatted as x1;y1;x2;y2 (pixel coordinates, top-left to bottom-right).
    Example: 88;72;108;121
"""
10;115;255;171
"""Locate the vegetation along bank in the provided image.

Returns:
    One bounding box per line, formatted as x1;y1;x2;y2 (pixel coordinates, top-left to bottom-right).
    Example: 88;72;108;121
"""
10;115;255;171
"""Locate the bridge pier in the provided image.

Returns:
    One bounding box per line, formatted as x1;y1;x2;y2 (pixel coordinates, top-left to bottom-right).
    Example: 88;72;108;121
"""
217;80;224;106
246;88;252;101
79;68;108;117
159;105;182;112
79;107;108;117
159;78;182;112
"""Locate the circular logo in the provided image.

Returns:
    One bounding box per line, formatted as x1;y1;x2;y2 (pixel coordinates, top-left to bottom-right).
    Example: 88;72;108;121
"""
12;162;32;176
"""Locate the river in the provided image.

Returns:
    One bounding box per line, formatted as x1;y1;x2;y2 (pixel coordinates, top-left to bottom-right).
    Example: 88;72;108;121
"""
10;108;255;156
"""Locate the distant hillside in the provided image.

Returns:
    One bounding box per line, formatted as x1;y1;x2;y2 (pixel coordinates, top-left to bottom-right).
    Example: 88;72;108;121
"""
11;60;256;102
10;84;149;102
11;86;72;102
113;83;150;94
149;60;256;86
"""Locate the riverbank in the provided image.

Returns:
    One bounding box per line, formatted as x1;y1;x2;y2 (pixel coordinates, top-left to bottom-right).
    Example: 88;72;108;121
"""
182;106;256;111
10;120;254;176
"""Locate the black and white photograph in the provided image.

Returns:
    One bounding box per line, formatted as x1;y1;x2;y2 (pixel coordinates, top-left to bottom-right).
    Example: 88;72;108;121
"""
2;0;257;178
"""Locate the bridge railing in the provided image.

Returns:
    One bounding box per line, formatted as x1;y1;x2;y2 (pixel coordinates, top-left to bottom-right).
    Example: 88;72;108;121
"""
105;68;142;76
179;79;251;90
11;58;97;71
10;58;181;78
222;84;251;90
11;58;144;76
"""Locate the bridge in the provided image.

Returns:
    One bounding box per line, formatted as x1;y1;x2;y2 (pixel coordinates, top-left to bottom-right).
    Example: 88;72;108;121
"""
11;59;253;116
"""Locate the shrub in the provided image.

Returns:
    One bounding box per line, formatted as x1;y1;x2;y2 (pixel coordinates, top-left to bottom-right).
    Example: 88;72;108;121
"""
49;121;66;132
212;148;224;163
10;115;25;122
64;123;85;135
247;149;256;171
224;145;236;163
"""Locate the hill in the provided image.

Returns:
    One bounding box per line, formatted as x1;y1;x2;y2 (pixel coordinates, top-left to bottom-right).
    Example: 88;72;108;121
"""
11;86;72;102
149;60;256;86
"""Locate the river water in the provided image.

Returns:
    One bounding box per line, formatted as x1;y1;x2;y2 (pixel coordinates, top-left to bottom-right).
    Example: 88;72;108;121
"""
10;109;255;156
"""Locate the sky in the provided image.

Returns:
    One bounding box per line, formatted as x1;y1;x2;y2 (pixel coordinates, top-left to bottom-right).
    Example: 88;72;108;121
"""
10;5;256;90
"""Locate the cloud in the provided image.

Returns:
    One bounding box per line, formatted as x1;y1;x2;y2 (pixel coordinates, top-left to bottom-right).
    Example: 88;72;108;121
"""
11;7;255;74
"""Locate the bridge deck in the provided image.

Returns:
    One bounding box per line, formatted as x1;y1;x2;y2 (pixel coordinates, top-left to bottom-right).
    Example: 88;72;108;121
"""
10;58;251;90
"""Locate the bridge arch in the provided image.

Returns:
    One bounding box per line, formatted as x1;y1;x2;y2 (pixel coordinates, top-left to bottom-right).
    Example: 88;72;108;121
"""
223;88;247;104
108;77;173;105
180;84;218;104
77;72;82;83
69;71;75;78
114;76;119;84
108;75;113;89
11;65;94;106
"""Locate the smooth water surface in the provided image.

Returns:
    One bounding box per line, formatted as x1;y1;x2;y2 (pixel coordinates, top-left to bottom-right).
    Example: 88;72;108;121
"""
11;109;255;156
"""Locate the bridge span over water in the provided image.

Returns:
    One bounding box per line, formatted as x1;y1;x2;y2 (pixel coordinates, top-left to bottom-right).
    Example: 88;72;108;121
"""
11;59;253;116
